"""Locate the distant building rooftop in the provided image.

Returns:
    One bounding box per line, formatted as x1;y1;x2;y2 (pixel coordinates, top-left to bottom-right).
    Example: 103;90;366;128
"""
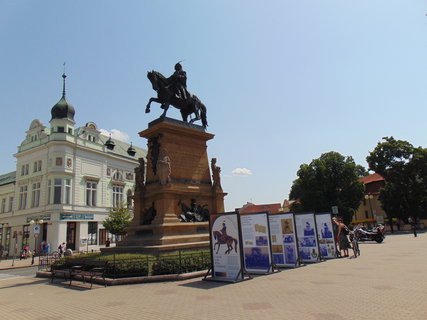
360;173;384;184
238;202;282;214
0;171;16;186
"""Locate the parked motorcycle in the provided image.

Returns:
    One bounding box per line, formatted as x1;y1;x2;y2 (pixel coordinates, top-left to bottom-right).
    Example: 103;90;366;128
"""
354;225;385;243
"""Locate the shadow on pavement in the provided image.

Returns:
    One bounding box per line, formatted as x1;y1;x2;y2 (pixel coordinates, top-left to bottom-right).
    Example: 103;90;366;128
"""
0;279;47;290
178;279;237;290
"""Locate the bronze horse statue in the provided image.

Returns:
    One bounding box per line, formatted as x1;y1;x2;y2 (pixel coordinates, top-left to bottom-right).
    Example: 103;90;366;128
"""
213;231;238;254
145;71;208;127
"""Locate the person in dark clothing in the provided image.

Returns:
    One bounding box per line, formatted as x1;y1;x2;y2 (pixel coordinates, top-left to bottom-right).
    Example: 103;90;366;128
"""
333;217;351;257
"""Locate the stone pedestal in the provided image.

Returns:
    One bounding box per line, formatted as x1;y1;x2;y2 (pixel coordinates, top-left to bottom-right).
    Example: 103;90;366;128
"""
110;117;227;253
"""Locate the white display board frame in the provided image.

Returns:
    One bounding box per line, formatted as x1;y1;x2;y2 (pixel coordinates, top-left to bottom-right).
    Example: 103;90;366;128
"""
268;212;299;268
240;212;275;274
294;212;321;263
206;212;247;282
315;212;337;259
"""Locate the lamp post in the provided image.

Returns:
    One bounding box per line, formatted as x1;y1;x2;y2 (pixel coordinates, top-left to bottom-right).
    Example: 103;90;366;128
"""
29;219;44;265
365;194;374;220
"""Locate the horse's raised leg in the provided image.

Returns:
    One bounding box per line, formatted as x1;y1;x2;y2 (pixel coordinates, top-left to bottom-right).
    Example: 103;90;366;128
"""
146;97;161;113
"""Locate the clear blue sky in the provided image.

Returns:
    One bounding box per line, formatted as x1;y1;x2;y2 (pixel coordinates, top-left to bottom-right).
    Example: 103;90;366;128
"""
1;1;426;211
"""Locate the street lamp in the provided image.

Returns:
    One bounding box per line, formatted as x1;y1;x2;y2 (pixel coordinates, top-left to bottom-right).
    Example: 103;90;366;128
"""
365;194;374;219
29;219;44;265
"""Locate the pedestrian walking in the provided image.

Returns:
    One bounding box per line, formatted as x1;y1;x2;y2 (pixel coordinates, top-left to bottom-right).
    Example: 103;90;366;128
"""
408;216;417;237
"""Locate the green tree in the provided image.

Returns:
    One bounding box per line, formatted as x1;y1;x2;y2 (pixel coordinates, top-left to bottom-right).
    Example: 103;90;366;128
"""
289;151;365;224
367;137;427;220
103;202;133;239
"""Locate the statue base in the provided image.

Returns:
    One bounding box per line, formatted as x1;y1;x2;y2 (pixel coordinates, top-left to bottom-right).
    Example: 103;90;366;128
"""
103;117;226;254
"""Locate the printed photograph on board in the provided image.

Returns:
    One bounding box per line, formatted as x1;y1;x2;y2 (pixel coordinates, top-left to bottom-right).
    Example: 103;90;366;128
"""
273;253;284;265
284;245;296;264
244;247;270;269
281;218;294;234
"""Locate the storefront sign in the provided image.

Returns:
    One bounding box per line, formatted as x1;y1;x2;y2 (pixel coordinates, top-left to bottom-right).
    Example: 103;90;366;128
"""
26;214;51;223
60;213;94;220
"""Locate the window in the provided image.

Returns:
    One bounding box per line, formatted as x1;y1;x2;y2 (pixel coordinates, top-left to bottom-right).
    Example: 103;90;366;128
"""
0;227;3;246
113;171;123;180
64;179;71;204
47;180;51;204
112;185;123;208
57;126;65;133
68;128;73;135
19;185;28;210
88;222;98;245
8;197;13;212
86;181;97;206
33;161;42;173
1;199;5;213
53;179;62;204
99;228;107;245
21;164;29;176
31;182;41;208
5;228;11;252
55;157;63;166
22;225;30;247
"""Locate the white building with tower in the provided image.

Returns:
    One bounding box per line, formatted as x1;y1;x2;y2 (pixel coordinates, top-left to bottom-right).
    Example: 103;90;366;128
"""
0;73;146;256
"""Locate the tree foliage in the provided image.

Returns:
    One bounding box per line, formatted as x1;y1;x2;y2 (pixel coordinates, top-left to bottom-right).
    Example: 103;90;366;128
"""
289;151;365;224
366;137;427;220
103;202;133;237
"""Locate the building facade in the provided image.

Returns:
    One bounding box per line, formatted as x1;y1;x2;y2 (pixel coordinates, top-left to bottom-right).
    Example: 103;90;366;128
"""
0;75;146;257
353;173;386;223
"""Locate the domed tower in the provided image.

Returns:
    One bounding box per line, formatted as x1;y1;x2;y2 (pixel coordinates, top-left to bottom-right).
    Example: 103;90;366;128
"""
49;73;76;135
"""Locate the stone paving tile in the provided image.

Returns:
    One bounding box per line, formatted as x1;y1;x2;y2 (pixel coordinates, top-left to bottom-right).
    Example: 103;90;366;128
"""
0;234;427;319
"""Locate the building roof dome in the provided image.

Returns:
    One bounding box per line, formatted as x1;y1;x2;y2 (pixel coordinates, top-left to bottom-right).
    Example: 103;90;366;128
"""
50;73;75;121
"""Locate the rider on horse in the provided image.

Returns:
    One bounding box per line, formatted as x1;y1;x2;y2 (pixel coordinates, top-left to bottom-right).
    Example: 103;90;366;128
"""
167;62;189;102
220;222;228;241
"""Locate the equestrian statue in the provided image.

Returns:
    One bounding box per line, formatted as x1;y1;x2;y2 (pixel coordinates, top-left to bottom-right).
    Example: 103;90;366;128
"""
145;62;208;127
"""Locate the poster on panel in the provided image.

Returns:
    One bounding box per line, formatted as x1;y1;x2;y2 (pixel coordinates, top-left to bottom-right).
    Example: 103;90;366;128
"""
240;212;273;273
210;213;243;281
294;212;320;263
268;212;299;267
315;212;336;259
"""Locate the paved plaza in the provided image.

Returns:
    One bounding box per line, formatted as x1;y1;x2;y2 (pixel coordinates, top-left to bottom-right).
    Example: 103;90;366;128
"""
0;233;426;320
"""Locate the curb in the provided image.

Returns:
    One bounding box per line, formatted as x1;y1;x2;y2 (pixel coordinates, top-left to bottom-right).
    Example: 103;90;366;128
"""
36;269;208;285
0;265;36;271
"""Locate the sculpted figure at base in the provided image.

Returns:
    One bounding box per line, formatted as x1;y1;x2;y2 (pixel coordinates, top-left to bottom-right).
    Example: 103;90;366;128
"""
211;158;222;191
157;148;171;186
178;199;209;222
135;158;145;192
142;202;157;225
145;62;208;127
